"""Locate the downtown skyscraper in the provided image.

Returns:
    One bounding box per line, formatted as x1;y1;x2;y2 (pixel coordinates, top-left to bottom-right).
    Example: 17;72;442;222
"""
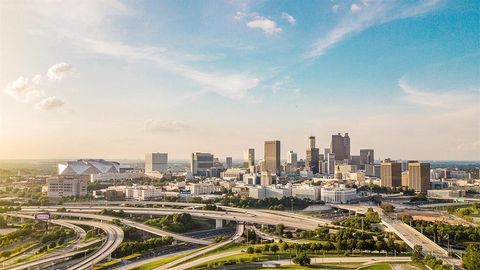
264;140;281;174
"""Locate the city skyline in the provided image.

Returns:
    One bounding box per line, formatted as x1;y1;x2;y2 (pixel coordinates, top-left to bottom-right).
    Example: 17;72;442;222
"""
1;0;479;160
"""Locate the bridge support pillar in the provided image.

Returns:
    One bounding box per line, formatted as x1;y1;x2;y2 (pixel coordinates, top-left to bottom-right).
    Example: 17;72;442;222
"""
215;219;223;229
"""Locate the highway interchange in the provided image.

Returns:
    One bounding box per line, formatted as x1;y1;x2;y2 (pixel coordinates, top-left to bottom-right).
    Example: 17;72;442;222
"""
2;200;470;269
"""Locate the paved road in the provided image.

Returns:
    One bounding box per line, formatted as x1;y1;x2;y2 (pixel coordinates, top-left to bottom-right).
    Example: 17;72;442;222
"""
22;204;325;230
65;220;124;270
153;223;244;270
248;225;302;243
19;210;212;245
4;218;121;270
331;204;463;268
263;256;412;266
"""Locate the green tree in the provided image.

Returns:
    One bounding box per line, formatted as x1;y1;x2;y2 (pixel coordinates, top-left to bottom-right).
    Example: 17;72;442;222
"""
411;245;423;262
270;244;279;254
246;246;254;254
275;223;285;235
293;253;311;266
463;244;480;270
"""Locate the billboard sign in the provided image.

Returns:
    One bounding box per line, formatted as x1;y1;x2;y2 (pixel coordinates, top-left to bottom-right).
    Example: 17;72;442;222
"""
34;212;51;221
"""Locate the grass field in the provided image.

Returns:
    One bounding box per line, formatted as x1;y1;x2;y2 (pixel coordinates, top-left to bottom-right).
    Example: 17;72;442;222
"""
357;263;392;270
129;253;186;270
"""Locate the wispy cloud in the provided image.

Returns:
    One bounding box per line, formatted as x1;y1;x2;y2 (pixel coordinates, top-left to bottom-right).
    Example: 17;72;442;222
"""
307;0;441;58
65;33;259;100
271;75;302;97
144;120;192;133
281;12;296;25
35;96;65;111
28;1;260;100
398;78;479;108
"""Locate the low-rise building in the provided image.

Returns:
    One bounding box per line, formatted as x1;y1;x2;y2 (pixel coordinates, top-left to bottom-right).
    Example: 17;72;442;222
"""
47;177;87;198
222;168;247;181
292;185;321;201
249;185;292;200
320;187;357;203
124;185;163;200
427;189;466;198
187;183;215;195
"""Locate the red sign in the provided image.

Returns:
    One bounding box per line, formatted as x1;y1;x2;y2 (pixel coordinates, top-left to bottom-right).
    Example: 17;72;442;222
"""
34;212;51;221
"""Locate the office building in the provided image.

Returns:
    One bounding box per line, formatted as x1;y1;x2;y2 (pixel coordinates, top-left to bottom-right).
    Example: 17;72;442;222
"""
359;149;374;167
330;133;350;161
287;151;297;167
408;162;431;193
145;153;168;173
264;140;281;174
260;172;276;187
306;136;320;174
243;173;260;185
402;171;409;187
47;177;87;198
327;153;335;175
225;157;233;169
380;159;402;188
350;155;361;166
191;152;214;176
244;148;255;168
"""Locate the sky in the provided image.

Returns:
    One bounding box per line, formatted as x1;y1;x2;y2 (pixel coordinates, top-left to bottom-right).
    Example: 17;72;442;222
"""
0;0;479;161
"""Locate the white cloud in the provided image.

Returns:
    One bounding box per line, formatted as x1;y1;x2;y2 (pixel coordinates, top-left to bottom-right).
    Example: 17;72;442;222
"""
307;0;441;58
35;96;65;110
398;78;479;108
281;12;296;25
236;12;282;34
350;4;362;13
4;76;44;103
332;4;342;12
4;64;72;108
144;120;191;133
66;34;259;100
246;17;282;34
47;62;73;80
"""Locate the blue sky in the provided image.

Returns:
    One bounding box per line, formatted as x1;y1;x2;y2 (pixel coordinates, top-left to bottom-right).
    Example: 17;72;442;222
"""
0;0;479;160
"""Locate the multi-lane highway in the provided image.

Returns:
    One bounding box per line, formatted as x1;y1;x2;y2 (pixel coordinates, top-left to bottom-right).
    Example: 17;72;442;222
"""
19;209;212;245
154;223;244;270
3;217;122;270
65;220;124;270
330;204;463;268
22;204;328;230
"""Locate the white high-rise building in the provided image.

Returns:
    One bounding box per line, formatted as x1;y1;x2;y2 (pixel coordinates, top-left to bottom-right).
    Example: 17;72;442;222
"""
145;153;168;173
287;151;297;167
